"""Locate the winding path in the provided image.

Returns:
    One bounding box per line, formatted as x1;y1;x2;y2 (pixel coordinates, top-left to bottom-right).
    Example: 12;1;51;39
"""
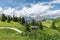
0;27;23;34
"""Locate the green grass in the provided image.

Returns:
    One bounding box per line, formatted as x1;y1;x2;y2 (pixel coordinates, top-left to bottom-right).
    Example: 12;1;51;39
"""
0;21;25;31
42;20;52;27
0;28;60;40
0;29;27;40
0;21;28;40
0;20;60;40
42;28;60;35
0;27;60;40
42;20;60;28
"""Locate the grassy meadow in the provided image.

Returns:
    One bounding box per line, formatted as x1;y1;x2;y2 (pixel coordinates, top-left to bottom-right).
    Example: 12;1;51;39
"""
0;21;25;31
0;19;60;40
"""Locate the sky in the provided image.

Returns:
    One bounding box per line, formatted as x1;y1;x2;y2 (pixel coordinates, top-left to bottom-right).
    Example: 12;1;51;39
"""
0;0;60;17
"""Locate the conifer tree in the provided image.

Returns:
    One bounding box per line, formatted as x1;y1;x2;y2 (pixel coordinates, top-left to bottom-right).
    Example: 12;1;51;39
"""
7;16;11;23
38;21;43;30
1;14;6;22
18;17;22;24
13;15;18;22
25;22;30;32
51;21;56;29
31;19;35;25
21;17;25;25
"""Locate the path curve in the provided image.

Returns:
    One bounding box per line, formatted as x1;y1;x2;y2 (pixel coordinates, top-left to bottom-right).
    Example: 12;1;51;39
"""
0;27;23;34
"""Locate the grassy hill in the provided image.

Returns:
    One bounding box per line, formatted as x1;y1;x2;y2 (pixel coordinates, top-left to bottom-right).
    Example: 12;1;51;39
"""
0;29;27;40
42;20;52;27
0;21;26;40
0;28;60;40
42;19;60;28
0;21;25;31
0;19;60;40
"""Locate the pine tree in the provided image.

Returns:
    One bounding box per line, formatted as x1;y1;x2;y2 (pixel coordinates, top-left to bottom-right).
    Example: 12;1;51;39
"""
25;22;30;32
7;16;11;23
12;15;18;22
21;17;25;25
38;21;43;30
1;14;6;22
31;19;35;25
51;21;56;29
18;17;22;24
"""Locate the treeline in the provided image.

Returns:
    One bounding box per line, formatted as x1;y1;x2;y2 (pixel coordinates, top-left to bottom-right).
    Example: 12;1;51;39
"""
0;14;25;23
0;14;59;40
0;14;57;32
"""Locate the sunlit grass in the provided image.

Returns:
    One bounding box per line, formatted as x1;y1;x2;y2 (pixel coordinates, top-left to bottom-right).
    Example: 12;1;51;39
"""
0;21;25;31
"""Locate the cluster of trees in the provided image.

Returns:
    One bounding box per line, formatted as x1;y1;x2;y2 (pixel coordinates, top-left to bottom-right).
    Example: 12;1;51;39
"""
0;14;57;32
1;14;25;23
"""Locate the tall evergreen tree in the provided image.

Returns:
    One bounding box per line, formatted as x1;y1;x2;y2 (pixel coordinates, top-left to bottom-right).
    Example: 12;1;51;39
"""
7;16;11;23
18;17;22;24
38;21;43;30
12;15;18;22
1;14;6;22
25;22;30;32
51;21;56;29
21;17;25;25
31;19;35;25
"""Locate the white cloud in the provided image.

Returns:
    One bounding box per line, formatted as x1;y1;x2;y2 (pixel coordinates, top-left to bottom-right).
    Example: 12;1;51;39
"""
40;0;60;6
0;3;56;17
52;0;60;4
46;0;60;5
41;10;60;16
0;1;60;19
3;8;15;16
19;3;51;17
0;7;3;14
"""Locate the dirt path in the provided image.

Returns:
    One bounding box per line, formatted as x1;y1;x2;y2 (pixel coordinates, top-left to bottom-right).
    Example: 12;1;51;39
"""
0;27;23;34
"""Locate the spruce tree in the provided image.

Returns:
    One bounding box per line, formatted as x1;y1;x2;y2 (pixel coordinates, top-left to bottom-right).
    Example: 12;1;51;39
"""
25;22;30;32
7;16;11;23
38;21;43;30
18;17;22;24
1;14;6;22
21;17;25;25
13;15;18;22
31;19;35;25
51;21;56;29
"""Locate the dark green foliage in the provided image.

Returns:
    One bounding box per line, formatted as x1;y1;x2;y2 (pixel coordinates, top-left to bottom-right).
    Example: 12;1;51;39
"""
31;31;37;39
42;18;46;21
26;29;60;40
25;22;31;32
13;17;18;22
5;16;7;20
38;21;43;30
21;17;25;25
18;17;22;24
51;21;56;29
31;19;36;26
12;15;18;22
1;14;6;22
7;16;11;23
54;17;60;23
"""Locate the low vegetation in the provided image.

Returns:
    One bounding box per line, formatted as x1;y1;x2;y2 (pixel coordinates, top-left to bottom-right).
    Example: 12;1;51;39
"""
0;14;60;40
